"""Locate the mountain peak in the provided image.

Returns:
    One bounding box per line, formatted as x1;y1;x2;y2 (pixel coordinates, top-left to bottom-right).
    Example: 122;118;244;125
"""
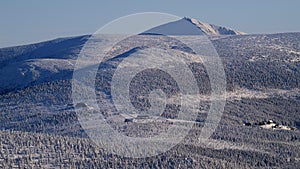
183;17;246;36
142;17;245;36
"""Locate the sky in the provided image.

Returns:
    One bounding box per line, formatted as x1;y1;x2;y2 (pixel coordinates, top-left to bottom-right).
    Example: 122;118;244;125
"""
1;0;300;48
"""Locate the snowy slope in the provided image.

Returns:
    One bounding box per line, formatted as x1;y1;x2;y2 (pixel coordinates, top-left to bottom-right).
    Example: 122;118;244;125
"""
0;59;74;93
0;35;89;66
0;18;246;94
0;35;89;94
142;17;245;36
185;17;246;36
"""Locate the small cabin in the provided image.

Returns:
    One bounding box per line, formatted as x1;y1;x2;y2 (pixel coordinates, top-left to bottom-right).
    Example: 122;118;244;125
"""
243;122;252;126
124;118;133;123
75;102;88;108
291;127;297;131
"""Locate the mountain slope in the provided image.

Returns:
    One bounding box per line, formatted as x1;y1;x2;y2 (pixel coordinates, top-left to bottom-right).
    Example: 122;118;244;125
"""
142;17;245;36
0;18;244;94
0;35;89;94
0;32;300;168
185;17;246;35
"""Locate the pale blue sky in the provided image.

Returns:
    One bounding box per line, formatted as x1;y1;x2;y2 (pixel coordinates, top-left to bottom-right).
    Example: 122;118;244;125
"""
1;0;299;48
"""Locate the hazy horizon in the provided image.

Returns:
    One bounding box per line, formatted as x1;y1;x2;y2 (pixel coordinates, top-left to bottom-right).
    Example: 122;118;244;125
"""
1;0;300;48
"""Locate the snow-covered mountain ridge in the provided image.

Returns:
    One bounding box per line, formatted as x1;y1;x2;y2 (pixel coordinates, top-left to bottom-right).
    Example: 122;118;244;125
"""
142;17;245;36
184;17;246;36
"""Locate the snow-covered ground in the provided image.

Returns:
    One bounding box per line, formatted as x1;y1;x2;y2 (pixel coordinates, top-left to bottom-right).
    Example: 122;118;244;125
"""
0;22;300;168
